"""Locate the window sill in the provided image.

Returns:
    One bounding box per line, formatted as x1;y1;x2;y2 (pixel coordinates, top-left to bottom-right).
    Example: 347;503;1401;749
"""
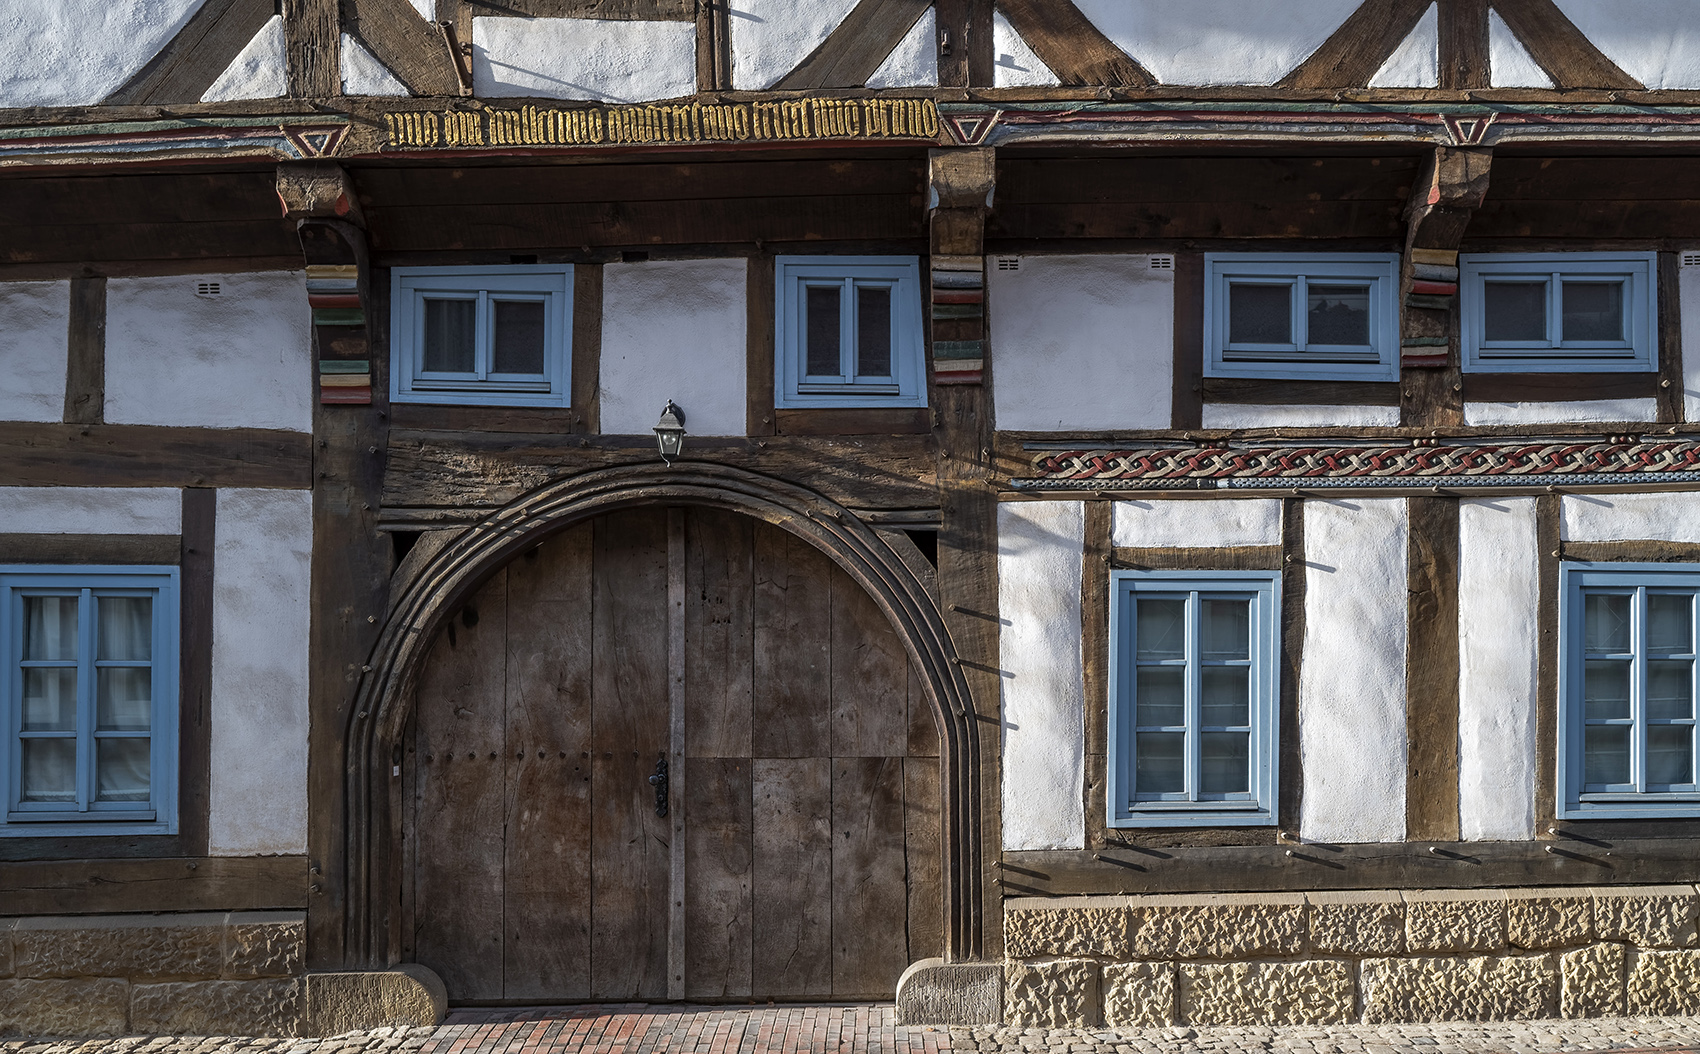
1;819;175;838
1109;806;1276;829
1558;800;1700;821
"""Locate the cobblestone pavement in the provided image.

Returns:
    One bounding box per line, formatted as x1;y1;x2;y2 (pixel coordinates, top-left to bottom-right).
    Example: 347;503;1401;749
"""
3;1007;1700;1054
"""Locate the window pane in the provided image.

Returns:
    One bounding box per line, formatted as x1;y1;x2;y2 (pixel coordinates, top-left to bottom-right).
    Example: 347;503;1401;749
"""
1648;725;1694;786
805;285;841;376
1585;593;1631;653
96;738;151;803
1562;281;1625;343
1584;724;1630;785
1306;284;1371;346
1649;594;1693;654
20;738;76;802
1135;732;1184;794
1584;660;1631;720
1227;283;1291;344
23;595;78;661
1484;280;1548;342
98;668;152;731
1135;667;1184;728
1135;599;1186;660
1649;660;1694;721
22;668;77;730
1201;667;1249;728
97;596;151;661
423;298;476;373
1200;732;1249;795
491;300;546;375
856;285;892;378
1201;599;1250;660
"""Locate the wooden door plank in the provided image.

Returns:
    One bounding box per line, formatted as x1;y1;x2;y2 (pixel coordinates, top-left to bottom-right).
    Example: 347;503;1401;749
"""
775;0;933;89
829;565;910;758
1489;0;1642;89
903;756;943;964
105;0;275;104
906;665;940;759
684;756;754;999
753;524;832;759
413;571;508;1002
751;757;833;998
1278;0;1434;89
995;0;1155;86
686;508;754;759
667;508;687;1002
502;526;596;1001
590;509;672;1000
830;757;909;999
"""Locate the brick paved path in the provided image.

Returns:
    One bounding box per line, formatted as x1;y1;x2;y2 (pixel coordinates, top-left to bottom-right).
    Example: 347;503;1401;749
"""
4;1007;1700;1054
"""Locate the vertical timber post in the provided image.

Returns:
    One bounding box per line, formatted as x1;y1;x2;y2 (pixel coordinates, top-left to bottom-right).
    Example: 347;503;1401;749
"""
1399;146;1491;429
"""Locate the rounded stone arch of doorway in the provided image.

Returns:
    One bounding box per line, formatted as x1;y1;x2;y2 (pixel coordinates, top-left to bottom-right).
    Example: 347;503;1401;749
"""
340;460;982;972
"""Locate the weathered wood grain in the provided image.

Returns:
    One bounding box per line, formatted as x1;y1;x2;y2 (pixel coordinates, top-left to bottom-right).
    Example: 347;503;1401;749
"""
933;0;993;88
1405;496;1460;843
667;507;687;1002
1490;0;1642;89
995;0;1154;86
696;0;732;89
502;527;595;1000
1439;0;1490;90
1280;0;1437;89
105;0;275;104
775;408;932;436
1562;540;1700;564
0;534;179;565
0;856;307;916
1201;378;1401;407
177;489;216;858
283;0;340;97
388;405;584;435
753;523;832;759
1659;251;1684;424
832;757;909;998
751;757;833;998
573;264;604;435
1534;494;1561;832
904;756;943;962
685;509;754;760
63;276;106;425
1461;373;1658;403
907;663;940;759
830;562;910;758
0;423;311;490
347;0;464;96
1111;546;1282;572
1170;253;1204;430
473;0;693;16
776;0;933;89
747;256;777;437
684;756;754;999
1277;498;1305;834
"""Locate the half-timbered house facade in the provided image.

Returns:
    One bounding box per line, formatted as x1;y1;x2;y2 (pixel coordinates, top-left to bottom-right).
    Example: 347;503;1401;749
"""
5;0;1700;1036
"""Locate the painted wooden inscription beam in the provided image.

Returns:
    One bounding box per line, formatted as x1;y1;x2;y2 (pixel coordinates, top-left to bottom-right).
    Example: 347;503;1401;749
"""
0;116;348;170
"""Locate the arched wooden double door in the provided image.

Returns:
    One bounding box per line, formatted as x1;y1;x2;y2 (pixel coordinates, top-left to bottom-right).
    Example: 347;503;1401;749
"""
405;506;941;1003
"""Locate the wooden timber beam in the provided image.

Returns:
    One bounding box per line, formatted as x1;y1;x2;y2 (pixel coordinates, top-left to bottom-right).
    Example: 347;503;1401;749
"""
1439;0;1489;90
696;0;732;90
1490;0;1642;90
105;0;275;105
1400;145;1492;428
995;0;1154;87
345;0;465;96
1279;0;1433;90
283;0;340;97
775;0;933;90
934;0;993;88
470;0;693;16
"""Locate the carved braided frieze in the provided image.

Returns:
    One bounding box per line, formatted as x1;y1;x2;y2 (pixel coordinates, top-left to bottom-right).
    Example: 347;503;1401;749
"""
1015;438;1700;490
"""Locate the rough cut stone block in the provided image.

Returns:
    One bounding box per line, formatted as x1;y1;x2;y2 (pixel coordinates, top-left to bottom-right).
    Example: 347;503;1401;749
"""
1180;960;1353;1026
13;913;225;981
1626;949;1700;1015
1361;953;1557;1023
1004;898;1130;959
0;918;14;979
1129;893;1305;959
895;959;1001;1025
1594;885;1699;948
1102;961;1175;1027
1507;889;1593;950
1307;890;1403;956
1004;959;1100;1028
1560;942;1626;1018
303;965;447;1036
0;978;129;1037
1404;889;1506;953
224;911;306;979
131;979;302;1037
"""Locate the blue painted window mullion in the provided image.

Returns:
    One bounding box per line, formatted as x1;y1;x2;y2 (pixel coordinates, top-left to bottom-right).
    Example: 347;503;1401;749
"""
1293;276;1309;352
76;587;93;813
1184;590;1201;803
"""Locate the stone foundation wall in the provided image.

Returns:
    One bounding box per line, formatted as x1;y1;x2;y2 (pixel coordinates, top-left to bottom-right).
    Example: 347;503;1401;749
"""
1003;886;1700;1027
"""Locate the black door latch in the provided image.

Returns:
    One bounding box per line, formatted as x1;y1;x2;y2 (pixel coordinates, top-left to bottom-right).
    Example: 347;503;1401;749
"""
647;755;669;818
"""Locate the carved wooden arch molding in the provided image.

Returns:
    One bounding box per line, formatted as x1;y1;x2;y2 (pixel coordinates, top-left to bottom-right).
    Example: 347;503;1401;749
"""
340;460;983;967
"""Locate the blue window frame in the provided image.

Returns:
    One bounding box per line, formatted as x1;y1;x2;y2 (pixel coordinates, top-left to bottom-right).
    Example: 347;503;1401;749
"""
1559;562;1700;819
1108;570;1279;827
390;266;572;407
1204;254;1401;382
2;566;179;836
775;256;927;408
1461;252;1657;374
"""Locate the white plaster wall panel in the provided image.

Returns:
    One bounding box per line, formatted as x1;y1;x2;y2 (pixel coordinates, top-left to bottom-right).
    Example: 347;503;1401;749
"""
0;0;201;107
729;0;859;89
998;500;1086;851
1552;0;1700;90
0;281;70;423
993;9;1060;87
1200;404;1402;429
1682;261;1700;422
1299;498;1408;844
473;17;697;102
990;256;1172;432
1071;0;1362;85
0;488;181;535
1457;497;1540;841
200;15;288;102
1488;9;1555;88
209;489;311;856
1562;492;1700;544
866;7;938;88
1111;499;1282;550
1367;2;1437;88
104;273;312;433
341;34;409;96
600;260;747;436
1462;399;1658;426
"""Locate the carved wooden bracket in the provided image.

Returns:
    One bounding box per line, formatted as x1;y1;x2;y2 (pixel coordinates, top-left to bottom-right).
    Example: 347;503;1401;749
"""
1399;146;1491;427
929;149;994;387
280;164;374;406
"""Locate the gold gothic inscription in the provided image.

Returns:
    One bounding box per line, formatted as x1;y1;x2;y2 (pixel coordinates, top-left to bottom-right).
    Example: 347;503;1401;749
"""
383;98;941;149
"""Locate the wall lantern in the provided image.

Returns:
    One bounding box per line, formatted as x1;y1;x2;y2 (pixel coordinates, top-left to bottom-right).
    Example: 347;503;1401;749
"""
654;400;687;465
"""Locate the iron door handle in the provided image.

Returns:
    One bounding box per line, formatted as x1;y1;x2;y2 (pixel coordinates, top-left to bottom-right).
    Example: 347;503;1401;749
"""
647;755;668;817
